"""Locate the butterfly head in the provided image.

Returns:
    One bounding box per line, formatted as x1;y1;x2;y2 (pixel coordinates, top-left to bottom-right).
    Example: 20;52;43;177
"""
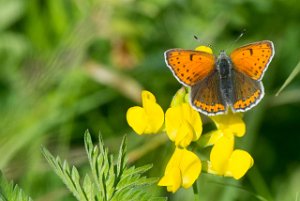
217;50;231;63
218;50;227;56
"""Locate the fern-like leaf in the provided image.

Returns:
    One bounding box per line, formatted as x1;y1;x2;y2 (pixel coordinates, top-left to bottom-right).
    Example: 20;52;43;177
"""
42;130;166;201
41;148;89;201
0;171;33;201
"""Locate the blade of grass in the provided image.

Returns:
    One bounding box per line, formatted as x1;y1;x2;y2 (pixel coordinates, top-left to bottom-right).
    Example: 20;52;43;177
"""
276;60;300;96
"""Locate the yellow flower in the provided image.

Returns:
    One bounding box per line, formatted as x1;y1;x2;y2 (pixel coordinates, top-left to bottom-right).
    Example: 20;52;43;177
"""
165;101;202;147
126;90;164;135
195;45;213;54
200;112;246;147
158;147;201;193
208;136;254;179
211;112;245;137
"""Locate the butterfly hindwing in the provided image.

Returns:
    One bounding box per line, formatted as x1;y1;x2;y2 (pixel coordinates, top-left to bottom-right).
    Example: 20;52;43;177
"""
231;69;264;112
191;71;226;115
165;49;215;86
230;40;274;81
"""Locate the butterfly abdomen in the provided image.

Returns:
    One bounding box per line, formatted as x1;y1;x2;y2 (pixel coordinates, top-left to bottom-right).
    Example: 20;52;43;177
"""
217;52;234;106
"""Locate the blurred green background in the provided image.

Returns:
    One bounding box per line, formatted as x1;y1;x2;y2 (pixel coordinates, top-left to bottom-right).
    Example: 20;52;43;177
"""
0;0;299;200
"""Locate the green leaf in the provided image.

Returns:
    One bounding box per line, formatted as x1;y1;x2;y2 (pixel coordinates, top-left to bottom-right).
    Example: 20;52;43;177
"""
0;171;33;201
83;175;94;201
41;147;88;201
42;130;166;201
276;60;300;96
117;135;127;178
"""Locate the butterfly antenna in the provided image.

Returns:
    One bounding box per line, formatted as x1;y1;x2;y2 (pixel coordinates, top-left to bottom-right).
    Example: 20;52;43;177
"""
193;35;212;48
194;35;201;42
225;29;246;51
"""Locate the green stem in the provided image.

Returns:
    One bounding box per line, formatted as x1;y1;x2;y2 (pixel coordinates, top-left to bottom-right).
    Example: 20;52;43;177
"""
193;181;200;201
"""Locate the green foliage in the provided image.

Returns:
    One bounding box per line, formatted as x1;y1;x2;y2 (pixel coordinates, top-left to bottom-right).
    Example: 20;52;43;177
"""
0;172;32;201
42;130;166;201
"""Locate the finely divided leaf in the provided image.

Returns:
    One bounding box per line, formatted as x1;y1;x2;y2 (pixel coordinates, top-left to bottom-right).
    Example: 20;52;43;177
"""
0;172;33;201
41;147;88;201
42;130;166;201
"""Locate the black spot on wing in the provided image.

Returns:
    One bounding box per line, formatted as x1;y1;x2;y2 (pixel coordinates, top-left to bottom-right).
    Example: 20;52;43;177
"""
248;48;253;55
189;54;195;61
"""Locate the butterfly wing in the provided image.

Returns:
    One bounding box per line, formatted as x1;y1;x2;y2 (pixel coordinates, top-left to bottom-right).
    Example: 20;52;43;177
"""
191;71;226;115
231;70;264;112
165;49;215;86
230;40;274;81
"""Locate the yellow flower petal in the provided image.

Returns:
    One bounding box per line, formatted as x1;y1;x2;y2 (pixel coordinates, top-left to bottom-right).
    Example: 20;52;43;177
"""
209;136;253;179
179;149;202;188
174;121;194;147
143;100;164;133
165;106;182;141
182;103;202;140
210;136;234;175
225;150;254;179
126;90;164;134
165;103;202;147
159;148;201;192
210;112;245;137
142;90;156;106
126;106;147;135
195;45;213;54
158;166;181;193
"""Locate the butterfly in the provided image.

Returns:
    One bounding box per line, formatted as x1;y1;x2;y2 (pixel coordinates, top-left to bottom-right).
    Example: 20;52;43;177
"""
164;40;275;116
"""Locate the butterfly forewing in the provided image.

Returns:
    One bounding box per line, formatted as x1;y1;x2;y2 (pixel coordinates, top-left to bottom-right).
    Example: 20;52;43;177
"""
191;71;226;115
165;49;215;86
231;70;264;112
230;40;274;81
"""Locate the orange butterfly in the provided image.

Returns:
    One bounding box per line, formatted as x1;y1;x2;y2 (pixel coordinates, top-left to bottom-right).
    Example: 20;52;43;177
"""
165;40;275;116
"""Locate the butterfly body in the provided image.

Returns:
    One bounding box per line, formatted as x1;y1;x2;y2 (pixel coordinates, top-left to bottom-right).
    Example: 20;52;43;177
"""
216;51;234;106
165;40;275;116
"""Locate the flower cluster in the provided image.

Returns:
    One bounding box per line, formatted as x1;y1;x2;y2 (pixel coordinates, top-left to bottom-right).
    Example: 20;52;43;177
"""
126;87;253;193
